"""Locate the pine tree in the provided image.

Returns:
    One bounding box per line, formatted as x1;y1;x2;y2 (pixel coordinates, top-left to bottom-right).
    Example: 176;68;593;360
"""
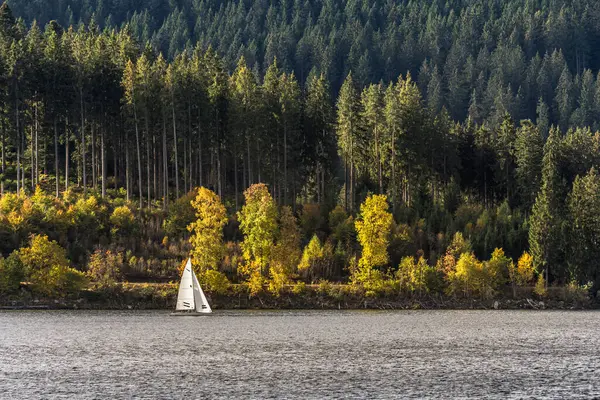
514;120;543;209
336;72;360;210
360;83;384;193
567;168;600;289
529;127;566;284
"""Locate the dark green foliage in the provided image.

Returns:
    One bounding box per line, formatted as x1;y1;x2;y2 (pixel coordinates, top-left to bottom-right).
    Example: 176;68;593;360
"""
0;252;23;294
0;1;599;292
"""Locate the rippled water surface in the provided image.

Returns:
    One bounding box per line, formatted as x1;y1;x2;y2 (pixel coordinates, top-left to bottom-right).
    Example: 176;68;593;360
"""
1;310;599;399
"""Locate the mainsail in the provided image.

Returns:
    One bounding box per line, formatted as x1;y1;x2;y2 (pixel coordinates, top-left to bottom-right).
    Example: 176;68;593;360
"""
175;259;195;311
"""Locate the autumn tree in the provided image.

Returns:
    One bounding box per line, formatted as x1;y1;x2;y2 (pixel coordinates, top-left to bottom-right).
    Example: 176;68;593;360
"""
353;194;393;285
237;183;278;293
18;234;87;296
188;187;228;275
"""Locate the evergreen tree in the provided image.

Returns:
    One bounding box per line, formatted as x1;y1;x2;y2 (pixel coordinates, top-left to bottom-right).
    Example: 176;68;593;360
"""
529;127;566;284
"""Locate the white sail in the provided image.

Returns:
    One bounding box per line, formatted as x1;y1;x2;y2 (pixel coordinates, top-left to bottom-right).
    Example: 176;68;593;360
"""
175;259;195;311
192;269;212;313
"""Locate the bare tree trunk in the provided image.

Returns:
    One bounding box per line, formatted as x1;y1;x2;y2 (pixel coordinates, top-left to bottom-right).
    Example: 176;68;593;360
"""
183;136;187;193
54;118;59;197
145;110;152;207
132;96;143;208
234;153;238;210
246;133;251;186
65;118;69;192
101;123;106;198
15;84;20;194
126;135;130;202
80;89;87;196
162;111;168;208
153;134;157;201
284;122;288;205
91;124;96;191
1;118;4;195
30;126;34;190
171;94;179;198
34;102;39;188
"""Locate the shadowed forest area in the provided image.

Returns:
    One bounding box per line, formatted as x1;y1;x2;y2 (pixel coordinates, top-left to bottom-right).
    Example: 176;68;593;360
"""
0;1;599;303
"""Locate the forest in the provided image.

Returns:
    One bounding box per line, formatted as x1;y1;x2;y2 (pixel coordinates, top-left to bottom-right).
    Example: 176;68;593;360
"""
0;1;599;301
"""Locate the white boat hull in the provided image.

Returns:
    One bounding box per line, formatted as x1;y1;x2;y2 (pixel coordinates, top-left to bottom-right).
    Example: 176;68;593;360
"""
170;312;212;316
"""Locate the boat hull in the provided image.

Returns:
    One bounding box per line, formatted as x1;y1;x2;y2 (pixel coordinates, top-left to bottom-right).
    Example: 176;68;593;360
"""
170;312;212;316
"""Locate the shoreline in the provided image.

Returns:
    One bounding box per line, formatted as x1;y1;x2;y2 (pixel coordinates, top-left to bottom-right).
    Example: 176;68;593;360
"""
1;283;597;311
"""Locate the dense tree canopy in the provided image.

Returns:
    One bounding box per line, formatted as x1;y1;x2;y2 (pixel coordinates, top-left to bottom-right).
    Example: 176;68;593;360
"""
0;1;600;298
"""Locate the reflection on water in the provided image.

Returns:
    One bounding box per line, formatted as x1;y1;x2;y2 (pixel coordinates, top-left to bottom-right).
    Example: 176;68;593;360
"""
1;310;599;399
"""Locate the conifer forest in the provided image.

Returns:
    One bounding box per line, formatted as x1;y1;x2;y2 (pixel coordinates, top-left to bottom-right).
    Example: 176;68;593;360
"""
1;0;600;300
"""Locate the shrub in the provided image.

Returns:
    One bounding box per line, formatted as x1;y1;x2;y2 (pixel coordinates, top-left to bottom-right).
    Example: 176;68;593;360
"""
110;205;136;236
0;253;24;294
19;234;88;296
202;270;231;295
163;191;196;238
291;281;307;295
87;249;125;286
533;274;547;298
299;203;323;240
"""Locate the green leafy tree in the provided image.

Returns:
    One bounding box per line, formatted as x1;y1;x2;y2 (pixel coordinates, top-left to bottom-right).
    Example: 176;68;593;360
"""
0;253;24;294
237;183;278;286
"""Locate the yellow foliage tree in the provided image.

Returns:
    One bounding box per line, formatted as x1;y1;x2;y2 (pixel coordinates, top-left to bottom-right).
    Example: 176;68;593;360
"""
396;256;430;294
110;205;135;236
354;194;392;285
447;252;496;298
516;252;535;286
18;234;87;296
486;248;511;287
188;187;228;276
237;183;278;283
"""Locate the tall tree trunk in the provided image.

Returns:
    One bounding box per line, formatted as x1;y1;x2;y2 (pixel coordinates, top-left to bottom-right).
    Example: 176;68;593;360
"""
54;118;59;197
30;126;34;190
101;123;106;198
246;132;251;186
283;122;287;205
183;136;187;193
1;118;5;195
91;124;96;190
65;118;69;192
15;85;20;194
171;94;179;198
125;134;130;202
80;89;86;196
162;110;168;208
34;102;39;188
153;134;157;201
145;109;151;207
376;125;382;194
234;152;238;210
132;97;143;208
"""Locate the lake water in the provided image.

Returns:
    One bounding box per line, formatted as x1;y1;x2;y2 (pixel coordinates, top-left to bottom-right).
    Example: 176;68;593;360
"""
1;310;599;399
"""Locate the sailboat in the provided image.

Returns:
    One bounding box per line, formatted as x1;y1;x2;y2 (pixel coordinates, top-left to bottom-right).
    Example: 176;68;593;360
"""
171;258;212;315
